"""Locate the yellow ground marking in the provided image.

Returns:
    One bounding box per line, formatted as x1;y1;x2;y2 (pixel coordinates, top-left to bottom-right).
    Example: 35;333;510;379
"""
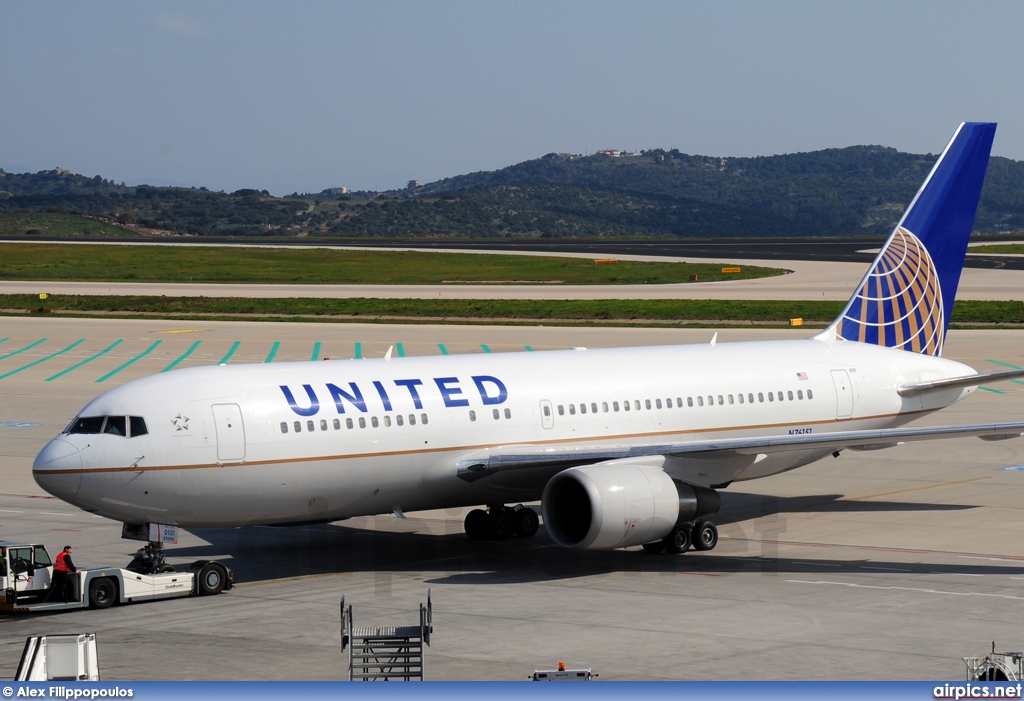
842;475;991;502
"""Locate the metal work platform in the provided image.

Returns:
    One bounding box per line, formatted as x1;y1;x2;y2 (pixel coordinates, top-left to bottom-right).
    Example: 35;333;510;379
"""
341;590;432;681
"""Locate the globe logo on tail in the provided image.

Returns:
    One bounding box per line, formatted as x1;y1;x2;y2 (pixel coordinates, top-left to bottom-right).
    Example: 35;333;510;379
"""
836;227;945;356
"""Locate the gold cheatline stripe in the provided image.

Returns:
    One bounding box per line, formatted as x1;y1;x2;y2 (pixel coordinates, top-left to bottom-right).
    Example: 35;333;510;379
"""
841;475;991;502
34;408;936;476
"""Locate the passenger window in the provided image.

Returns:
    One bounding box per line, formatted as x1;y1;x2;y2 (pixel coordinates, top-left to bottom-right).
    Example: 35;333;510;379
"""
788;390;794;401
371;417;379;428
280;422;288;434
493;408;500;420
717;395;724;405
580;403;587;415
307;420;315;432
104;416;127;436
687;397;693;407
768;392;774;402
346;418;354;429
408;414;416;426
543;405;551;417
613;401;620;412
748;393;754;403
396;415;404;426
797;390;804;400
728;395;734;405
655;399;662;409
602;402;609;413
634;400;641;410
69;416;104;434
558;405;565;416
294;421;302;433
503;408;511;419
334;419;341;430
738;394;744;404
707;396;714;406
697;396;704;407
778;390;784;401
469;411;476;422
807;389;814;399
320;419;328;431
130;416;148;437
358;417;366;428
384;415;392;427
569;404;576;415
623;401;630;412
591;402;597;413
676;397;683;407
666;398;672;408
758;393;764;403
421;413;428;425
645;399;652;410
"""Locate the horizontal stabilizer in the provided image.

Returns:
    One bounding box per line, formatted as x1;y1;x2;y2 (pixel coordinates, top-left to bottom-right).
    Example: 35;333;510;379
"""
898;367;1024;397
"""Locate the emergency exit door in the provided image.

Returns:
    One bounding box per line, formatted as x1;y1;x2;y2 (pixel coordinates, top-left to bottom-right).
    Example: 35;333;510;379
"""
212;403;246;462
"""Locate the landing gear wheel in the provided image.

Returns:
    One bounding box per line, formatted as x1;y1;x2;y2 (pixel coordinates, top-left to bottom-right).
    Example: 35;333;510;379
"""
88;577;117;609
464;509;489;540
512;507;539;537
663;524;693;554
692;521;719;551
488;508;514;539
641;541;666;554
197;563;227;596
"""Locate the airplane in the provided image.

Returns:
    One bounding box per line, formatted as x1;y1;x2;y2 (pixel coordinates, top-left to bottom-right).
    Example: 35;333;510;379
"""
31;122;1024;555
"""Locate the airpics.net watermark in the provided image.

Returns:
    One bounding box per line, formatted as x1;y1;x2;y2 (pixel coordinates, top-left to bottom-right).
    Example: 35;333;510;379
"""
934;683;1023;699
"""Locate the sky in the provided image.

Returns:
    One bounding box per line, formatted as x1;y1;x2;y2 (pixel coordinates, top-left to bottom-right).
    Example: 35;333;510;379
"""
3;1;1024;195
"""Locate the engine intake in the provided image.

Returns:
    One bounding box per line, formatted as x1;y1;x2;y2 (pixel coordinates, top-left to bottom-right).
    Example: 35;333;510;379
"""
542;461;720;550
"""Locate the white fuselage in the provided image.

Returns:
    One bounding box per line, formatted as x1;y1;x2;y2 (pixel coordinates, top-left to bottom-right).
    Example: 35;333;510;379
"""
33;338;975;527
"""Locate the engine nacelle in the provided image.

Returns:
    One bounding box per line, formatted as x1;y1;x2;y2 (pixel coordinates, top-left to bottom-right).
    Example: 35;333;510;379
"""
542;460;721;550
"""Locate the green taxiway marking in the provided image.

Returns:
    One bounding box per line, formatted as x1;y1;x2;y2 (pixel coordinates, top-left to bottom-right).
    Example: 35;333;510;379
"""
978;386;1006;394
162;340;202;372
46;339;123;381
396;343;406;358
96;340;162;383
219;341;241;364
311;342;321;361
985;359;1024;386
0;338;46;362
524;345;534;351
481;344;492;353
0;339;84;380
265;341;281;363
354;342;362;359
438;343;449;355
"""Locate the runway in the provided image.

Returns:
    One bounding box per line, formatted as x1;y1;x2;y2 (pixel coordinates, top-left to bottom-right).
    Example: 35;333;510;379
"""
3;258;1024;300
2;317;1024;680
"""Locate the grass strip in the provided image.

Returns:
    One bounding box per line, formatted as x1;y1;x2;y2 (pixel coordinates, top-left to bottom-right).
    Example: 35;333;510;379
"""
3;295;1024;326
0;242;784;285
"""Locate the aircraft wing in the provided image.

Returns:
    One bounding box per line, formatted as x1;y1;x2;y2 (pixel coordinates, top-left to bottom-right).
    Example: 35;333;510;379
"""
456;421;1024;482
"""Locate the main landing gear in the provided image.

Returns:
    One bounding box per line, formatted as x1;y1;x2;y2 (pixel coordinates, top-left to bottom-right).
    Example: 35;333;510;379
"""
464;504;540;540
641;519;719;555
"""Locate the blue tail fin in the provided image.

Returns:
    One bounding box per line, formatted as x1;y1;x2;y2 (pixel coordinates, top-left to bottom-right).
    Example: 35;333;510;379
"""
818;122;996;356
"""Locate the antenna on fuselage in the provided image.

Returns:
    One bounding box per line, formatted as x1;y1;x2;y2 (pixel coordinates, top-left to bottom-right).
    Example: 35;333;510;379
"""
385;345;393;361
710;332;718;347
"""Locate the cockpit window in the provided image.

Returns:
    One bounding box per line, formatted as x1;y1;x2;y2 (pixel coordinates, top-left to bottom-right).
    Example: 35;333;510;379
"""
130;416;148;437
104;416;127;436
68;416;105;434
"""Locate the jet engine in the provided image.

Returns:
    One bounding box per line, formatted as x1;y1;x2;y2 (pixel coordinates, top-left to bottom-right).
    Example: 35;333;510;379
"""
541;460;721;550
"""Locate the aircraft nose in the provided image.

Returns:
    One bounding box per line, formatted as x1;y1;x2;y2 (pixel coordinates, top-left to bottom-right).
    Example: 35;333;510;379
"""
33;438;83;500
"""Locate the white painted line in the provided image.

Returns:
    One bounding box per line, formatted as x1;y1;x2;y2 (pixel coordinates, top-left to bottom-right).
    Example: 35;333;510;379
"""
40;512;73;516
933;572;984;577
0;509;25;513
787;580;1024;600
861;566;911;572
960;555;1024;562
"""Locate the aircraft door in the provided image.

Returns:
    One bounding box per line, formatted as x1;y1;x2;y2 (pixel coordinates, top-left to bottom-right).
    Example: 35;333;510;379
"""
830;370;854;419
540;400;554;429
212;403;246;462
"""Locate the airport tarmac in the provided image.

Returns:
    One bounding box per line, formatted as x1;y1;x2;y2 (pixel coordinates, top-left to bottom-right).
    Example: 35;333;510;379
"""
2;316;1024;681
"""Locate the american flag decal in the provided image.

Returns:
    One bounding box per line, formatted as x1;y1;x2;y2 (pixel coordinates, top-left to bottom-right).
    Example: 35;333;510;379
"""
796;372;808;380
